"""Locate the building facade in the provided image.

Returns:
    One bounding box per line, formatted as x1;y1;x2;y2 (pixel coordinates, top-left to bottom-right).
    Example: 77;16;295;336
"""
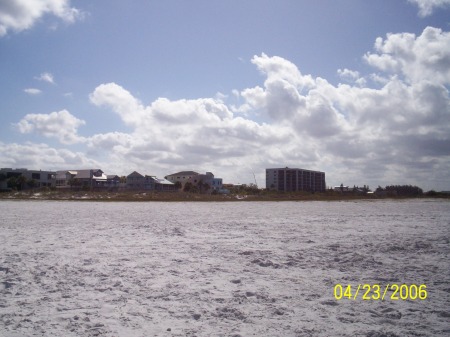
126;171;152;190
0;168;56;190
266;167;326;192
55;169;107;188
211;178;223;191
164;171;215;188
164;171;200;188
126;171;176;191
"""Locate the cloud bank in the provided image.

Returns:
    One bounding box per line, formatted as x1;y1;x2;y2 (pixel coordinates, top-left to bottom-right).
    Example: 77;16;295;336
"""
5;26;450;190
0;0;83;36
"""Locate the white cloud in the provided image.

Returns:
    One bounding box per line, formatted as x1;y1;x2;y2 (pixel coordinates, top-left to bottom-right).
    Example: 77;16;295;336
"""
0;141;99;169
337;68;367;87
364;27;450;85
0;0;83;37
24;88;42;95
89;82;144;127
338;68;360;81
15;109;85;144
6;26;450;190
35;72;55;84
408;0;450;17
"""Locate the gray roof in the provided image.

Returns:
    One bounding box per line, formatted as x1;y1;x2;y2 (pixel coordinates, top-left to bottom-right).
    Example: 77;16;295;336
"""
127;171;144;178
55;169;104;180
74;169;103;179
166;171;199;177
155;178;174;185
56;171;70;179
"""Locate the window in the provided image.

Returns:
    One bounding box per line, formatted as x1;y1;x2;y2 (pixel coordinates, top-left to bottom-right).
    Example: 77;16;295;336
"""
32;173;40;180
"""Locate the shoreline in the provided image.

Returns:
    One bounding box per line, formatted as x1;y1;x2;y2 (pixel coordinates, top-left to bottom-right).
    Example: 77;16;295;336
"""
0;190;447;202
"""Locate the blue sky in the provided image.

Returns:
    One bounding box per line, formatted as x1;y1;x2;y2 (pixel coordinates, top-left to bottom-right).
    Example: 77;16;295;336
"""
1;0;450;190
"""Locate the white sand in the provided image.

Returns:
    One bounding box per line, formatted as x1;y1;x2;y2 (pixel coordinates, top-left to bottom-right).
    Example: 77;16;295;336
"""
0;199;449;336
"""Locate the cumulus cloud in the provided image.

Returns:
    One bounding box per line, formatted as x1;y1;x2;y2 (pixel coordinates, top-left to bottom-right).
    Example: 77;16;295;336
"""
24;88;42;95
6;26;450;190
89;83;144;127
364;27;450;85
0;0;83;36
337;68;367;86
15;109;85;144
89;82;292;175
408;0;450;17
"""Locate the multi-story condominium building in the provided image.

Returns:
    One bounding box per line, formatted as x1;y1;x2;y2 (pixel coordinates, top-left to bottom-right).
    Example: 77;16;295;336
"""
266;167;326;192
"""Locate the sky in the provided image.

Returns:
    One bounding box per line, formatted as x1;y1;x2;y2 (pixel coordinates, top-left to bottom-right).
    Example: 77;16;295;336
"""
0;0;450;191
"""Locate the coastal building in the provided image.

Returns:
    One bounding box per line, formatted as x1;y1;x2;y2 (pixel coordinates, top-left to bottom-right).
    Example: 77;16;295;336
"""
266;167;326;192
55;169;107;189
126;171;176;191
126;171;149;189
165;171;221;191
164;171;200;188
152;177;177;191
211;178;223;192
106;175;121;188
334;185;350;192
0;168;56;190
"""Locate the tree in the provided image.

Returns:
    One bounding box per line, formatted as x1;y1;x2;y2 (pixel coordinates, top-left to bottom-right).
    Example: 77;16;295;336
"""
16;175;27;190
68;178;81;190
174;181;182;190
384;185;423;196
7;175;27;190
27;179;37;190
183;182;194;192
7;176;18;190
197;180;210;194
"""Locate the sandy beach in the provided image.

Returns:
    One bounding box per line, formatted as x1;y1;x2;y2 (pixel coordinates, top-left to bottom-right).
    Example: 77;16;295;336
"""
1;199;449;336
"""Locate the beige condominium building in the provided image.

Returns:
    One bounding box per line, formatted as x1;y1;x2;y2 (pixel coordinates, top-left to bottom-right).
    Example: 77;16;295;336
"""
266;167;326;192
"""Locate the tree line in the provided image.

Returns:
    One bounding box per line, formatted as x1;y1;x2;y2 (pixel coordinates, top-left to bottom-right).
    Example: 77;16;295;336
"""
0;174;39;191
376;185;423;196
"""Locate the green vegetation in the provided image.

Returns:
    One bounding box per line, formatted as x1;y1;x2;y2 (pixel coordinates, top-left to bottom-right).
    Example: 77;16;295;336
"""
1;186;447;202
376;185;423;197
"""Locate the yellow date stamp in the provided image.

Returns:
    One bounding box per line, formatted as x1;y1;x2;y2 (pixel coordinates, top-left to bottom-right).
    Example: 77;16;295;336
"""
333;284;427;300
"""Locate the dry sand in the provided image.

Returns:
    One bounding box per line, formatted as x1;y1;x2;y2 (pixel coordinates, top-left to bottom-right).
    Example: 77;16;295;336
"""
0;199;449;336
